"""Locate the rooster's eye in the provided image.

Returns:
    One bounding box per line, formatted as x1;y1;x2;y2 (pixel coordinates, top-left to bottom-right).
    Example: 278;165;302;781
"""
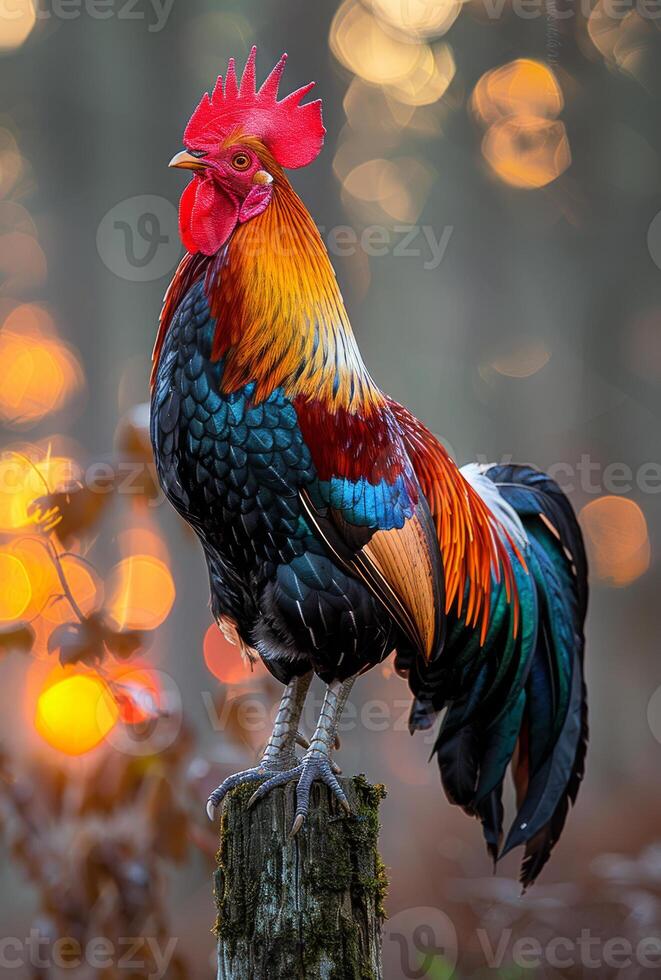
231;152;251;172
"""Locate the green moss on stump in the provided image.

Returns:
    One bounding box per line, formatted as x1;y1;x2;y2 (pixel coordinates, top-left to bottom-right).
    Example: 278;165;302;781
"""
214;775;387;979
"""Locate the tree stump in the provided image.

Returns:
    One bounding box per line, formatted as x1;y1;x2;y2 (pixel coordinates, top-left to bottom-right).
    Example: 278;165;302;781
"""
214;775;387;980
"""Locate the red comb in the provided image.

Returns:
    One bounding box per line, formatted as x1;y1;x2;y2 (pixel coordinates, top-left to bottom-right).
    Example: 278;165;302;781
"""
184;47;325;170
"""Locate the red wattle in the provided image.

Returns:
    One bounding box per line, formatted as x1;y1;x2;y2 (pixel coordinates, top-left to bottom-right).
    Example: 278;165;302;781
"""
179;176;240;256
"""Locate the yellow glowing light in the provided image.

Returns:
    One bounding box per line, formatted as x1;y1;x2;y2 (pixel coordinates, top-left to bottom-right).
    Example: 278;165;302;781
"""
482;116;571;189
490;340;551;378
42;555;103;624
0;550;31;622
0;0;36;51
330;0;429;85
35;673;119;756
472;59;564;126
386;43;455;106
6;537;54;620
0;306;83;426
344;158;400;202
116;524;170;563
587;2;650;80
105;555;175;631
579;496;650;587
344;78;402;131
0;450;78;532
368;0;461;38
343;156;434;223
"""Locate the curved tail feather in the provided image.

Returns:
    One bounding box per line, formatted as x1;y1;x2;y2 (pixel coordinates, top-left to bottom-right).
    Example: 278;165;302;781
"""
427;463;588;887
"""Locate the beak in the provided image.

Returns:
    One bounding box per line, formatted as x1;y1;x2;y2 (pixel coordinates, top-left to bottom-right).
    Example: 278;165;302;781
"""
169;150;208;172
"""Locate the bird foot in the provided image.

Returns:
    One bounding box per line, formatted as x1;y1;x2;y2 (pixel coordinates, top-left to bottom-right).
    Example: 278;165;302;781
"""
207;750;342;823
206;761;297;821
239;750;350;836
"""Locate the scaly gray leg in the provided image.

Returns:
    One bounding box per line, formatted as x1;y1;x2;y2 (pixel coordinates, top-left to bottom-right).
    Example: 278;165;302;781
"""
206;671;312;820
246;676;357;835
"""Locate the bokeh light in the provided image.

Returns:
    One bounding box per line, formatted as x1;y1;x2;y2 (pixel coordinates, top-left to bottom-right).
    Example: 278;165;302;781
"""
488;339;551;378
0;200;37;236
0;550;31;622
0;449;79;532
0;304;84;426
471;59;564;125
108;661;162;725
35;671;119;756
579;496;651;588
105;555;175;631
0;0;36;52
481;116;571;189
367;0;462;39
386;43;455;106
331;0;428;85
0;129;25;197
0;231;47;294
203;622;265;685
342;156;435;223
587;2;652;84
42;554;103;624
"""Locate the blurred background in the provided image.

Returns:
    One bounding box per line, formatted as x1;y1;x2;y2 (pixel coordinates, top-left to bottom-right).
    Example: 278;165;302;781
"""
0;0;660;977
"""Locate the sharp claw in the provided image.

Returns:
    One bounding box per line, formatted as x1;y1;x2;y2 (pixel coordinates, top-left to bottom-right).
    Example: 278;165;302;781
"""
247;790;261;809
206;800;217;821
295;731;310;750
334;734;341;750
340;798;351;815
290;813;305;837
331;760;342;775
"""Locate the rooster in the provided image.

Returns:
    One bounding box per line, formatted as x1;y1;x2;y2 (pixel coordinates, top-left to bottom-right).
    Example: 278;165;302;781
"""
150;48;588;886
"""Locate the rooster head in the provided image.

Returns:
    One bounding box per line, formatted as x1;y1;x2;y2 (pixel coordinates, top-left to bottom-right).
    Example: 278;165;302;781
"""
170;47;325;256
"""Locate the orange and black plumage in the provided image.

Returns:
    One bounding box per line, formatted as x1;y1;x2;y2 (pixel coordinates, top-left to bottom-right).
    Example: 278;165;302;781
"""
150;49;588;886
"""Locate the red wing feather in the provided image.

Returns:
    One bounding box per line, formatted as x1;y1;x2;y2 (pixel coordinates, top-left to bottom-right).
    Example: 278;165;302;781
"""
388;398;519;642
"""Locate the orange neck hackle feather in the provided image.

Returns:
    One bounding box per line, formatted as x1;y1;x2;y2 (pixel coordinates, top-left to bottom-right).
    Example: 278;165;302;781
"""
205;153;381;413
151;153;380;418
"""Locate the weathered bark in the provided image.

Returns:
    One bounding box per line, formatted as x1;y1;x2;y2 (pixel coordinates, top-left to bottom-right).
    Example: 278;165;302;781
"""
214;775;387;980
